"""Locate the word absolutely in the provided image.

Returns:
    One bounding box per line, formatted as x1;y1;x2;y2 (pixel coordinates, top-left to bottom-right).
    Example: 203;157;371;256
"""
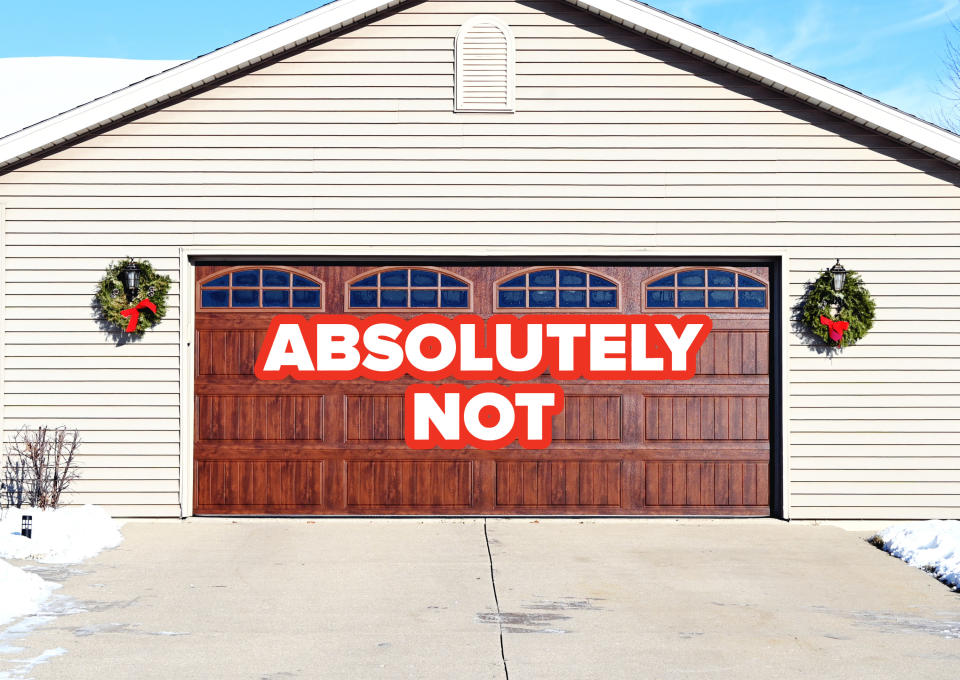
255;314;711;449
255;314;711;382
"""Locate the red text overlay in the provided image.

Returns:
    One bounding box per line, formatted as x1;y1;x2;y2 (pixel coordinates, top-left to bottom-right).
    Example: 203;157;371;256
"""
255;314;711;449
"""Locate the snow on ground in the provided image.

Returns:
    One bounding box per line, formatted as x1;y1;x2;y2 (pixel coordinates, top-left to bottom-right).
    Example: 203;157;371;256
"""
0;505;123;564
875;520;960;589
0;505;123;666
0;560;59;627
0;57;184;138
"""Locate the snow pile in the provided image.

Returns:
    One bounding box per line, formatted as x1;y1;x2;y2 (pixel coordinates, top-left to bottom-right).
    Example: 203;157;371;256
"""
0;559;60;626
0;505;123;564
875;520;960;589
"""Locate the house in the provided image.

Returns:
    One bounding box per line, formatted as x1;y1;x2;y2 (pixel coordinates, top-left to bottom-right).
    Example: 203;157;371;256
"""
1;0;958;519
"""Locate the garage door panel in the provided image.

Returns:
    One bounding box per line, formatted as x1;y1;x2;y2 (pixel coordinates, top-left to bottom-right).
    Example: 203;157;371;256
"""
197;329;263;376
195;461;324;511
552;395;622;442
194;262;772;516
196;395;325;441
344;394;405;442
494;460;623;507
344;460;474;507
643;461;768;509
646;396;769;441
696;331;769;375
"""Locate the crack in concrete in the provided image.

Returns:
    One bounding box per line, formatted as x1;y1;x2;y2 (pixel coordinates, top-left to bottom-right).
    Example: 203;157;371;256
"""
483;518;510;680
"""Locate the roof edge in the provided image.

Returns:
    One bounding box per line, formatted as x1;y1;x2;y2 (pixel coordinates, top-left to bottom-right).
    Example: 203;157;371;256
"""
571;0;960;164
0;0;402;171
3;0;960;171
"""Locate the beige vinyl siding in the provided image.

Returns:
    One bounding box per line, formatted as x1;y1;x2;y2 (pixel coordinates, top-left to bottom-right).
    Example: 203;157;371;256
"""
3;0;960;518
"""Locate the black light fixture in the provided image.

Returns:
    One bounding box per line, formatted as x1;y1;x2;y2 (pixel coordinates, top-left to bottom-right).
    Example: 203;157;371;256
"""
829;259;847;293
21;514;32;539
122;259;141;301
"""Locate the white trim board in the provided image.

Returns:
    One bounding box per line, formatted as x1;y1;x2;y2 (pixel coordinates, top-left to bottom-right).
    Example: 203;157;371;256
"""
0;203;5;442
1;0;960;171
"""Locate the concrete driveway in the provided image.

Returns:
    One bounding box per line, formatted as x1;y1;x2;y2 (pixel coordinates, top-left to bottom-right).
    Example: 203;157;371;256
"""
1;519;958;680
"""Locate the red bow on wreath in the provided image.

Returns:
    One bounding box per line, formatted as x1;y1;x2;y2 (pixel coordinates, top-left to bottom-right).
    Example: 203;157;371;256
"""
820;315;849;343
120;299;157;332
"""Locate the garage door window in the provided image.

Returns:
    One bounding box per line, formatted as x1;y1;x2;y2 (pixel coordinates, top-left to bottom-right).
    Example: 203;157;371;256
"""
496;268;618;310
347;268;471;310
200;268;324;309
645;268;766;310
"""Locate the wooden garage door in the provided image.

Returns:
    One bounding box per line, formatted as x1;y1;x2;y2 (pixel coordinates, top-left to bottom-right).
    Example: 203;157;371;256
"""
194;263;772;515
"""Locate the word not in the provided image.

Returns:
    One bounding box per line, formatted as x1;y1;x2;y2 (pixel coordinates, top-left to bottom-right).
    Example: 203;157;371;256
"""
255;313;712;382
406;384;564;450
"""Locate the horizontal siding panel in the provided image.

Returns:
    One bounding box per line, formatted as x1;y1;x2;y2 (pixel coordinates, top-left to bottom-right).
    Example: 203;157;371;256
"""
790;507;960;520
793;470;960;482
12;182;960;199
15;195;960;211
4;357;179;370
793;482;960;494
77;456;180;468
3;406;180;419
15;441;179;455
10;171;955;186
792;408;960;420
4;343;180;357
60;504;180;518
791;494;960;506
61;492;179;504
3;381;181;393
72;479;179;492
791;433;960;445
789;382;960;395
3;419;179;433
4;393;181;406
77;467;179;480
791;455;960;468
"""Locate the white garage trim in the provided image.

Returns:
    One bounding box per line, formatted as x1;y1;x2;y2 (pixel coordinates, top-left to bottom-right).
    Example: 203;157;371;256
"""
0;203;5;443
179;245;790;518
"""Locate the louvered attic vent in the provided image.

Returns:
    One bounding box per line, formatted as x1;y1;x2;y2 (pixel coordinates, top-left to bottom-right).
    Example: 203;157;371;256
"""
455;16;516;112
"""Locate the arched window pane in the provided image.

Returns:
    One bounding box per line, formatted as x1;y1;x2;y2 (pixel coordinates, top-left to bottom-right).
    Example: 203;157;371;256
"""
644;268;766;310
708;270;735;287
347;268;471;309
497;268;618;310
677;270;705;287
201;268;324;310
232;270;259;287
262;270;290;287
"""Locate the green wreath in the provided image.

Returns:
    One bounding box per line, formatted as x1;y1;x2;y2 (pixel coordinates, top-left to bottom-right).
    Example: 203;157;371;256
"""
95;259;172;333
800;267;876;347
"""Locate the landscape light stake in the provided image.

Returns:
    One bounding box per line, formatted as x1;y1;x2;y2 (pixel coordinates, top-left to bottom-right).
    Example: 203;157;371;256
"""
21;514;32;539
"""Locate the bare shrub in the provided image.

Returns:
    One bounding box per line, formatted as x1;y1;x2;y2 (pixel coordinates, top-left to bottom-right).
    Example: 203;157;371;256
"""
1;426;81;510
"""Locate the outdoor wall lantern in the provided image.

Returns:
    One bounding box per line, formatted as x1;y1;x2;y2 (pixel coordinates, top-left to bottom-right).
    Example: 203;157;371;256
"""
122;259;141;300
21;514;32;539
829;259;847;293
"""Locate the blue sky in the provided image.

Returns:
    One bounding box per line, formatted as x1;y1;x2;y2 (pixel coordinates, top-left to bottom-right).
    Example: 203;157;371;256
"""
1;0;958;123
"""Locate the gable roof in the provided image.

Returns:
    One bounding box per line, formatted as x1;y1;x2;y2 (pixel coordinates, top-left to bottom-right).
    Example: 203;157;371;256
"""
2;0;960;172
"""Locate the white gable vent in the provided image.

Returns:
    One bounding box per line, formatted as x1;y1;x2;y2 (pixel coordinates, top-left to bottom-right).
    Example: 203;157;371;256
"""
455;16;515;113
